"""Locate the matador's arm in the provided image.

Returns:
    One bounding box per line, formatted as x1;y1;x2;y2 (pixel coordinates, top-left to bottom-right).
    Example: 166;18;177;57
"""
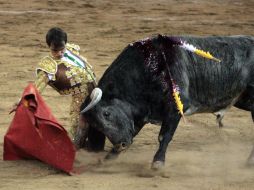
10;70;49;113
34;70;49;93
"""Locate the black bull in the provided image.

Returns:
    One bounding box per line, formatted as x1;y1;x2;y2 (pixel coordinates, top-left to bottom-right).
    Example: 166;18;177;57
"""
80;35;254;169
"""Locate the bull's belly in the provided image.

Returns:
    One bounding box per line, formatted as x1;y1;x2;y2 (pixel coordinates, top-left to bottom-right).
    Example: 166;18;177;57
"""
184;96;240;116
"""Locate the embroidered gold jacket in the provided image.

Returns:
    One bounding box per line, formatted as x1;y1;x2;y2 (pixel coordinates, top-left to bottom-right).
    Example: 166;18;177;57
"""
35;43;96;95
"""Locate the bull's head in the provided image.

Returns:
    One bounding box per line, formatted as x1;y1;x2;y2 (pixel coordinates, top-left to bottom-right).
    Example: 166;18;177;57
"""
81;88;136;152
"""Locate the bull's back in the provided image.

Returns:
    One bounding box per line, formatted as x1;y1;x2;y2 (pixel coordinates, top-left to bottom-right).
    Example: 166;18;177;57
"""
173;36;254;113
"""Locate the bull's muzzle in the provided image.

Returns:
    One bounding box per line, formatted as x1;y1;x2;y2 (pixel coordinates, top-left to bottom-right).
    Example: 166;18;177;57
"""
113;142;128;152
81;88;102;113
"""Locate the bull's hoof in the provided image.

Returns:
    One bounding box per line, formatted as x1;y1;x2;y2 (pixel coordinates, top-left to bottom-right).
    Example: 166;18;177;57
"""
246;148;254;167
246;156;254;166
151;161;164;170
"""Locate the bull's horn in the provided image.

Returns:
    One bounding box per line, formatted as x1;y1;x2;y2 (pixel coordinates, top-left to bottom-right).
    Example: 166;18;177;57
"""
81;88;102;113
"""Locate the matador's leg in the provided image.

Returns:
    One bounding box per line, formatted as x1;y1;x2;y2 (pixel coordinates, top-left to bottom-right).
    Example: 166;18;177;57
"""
69;93;85;136
70;92;90;149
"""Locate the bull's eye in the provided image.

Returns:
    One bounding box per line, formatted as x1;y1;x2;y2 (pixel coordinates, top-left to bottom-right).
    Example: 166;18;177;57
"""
103;111;110;118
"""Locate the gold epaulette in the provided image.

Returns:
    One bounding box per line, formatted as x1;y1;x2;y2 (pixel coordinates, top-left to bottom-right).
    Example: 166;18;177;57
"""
36;56;57;75
66;43;80;55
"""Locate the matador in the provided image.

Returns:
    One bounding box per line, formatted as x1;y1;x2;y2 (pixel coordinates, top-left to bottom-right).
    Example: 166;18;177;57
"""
34;27;96;148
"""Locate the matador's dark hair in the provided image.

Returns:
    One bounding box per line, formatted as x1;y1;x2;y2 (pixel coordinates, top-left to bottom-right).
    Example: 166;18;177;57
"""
46;27;67;48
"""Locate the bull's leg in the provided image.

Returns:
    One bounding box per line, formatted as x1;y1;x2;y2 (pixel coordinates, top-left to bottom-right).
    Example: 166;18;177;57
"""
214;112;224;127
234;85;254;165
152;111;181;170
87;126;106;151
247;146;254;165
216;114;224;127
247;109;254;165
74;118;106;151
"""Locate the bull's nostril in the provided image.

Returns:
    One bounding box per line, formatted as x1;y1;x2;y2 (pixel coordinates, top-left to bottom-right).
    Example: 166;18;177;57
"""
121;142;126;148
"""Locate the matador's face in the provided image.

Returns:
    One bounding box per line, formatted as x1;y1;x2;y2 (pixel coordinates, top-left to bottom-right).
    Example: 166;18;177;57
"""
49;41;66;59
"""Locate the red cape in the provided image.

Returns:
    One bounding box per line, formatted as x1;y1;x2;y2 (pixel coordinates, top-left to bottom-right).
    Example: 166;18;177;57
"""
3;83;75;174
